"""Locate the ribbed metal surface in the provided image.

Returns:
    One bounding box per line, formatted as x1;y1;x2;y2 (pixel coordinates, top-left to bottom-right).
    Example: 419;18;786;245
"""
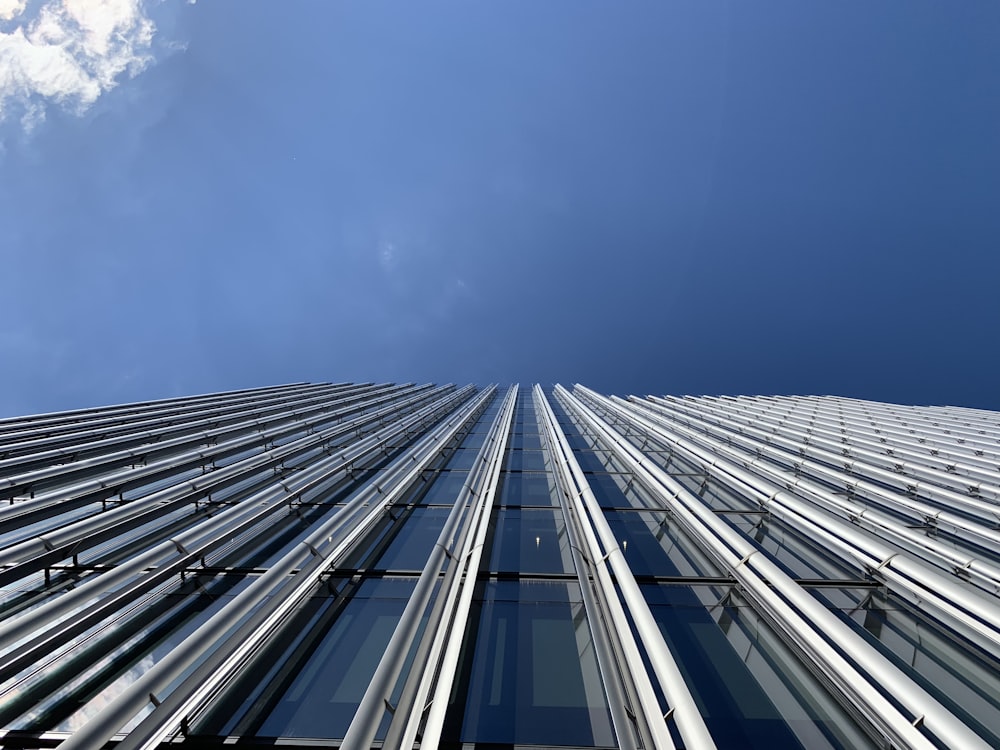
0;383;998;750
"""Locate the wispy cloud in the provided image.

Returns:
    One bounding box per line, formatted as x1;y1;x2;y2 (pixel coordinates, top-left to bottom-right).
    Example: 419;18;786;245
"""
0;0;157;130
378;239;397;273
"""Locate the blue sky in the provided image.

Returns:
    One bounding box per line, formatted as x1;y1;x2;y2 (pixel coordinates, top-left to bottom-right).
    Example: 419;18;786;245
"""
1;1;998;416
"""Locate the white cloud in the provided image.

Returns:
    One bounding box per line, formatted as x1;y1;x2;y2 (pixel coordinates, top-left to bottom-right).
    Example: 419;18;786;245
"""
0;1;27;23
0;0;157;130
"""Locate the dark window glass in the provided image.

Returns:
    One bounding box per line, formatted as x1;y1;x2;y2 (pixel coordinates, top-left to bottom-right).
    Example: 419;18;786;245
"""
723;514;858;580
444;448;482;471
254;577;417;739
498;471;557;507
641;584;876;750
459;431;488;450
415;471;468;506
510;432;542;450
603;509;718;577
587;472;651;509
374;507;451;570
572;448;612;473
488;509;572;574
449;580;616;747
505;450;547;472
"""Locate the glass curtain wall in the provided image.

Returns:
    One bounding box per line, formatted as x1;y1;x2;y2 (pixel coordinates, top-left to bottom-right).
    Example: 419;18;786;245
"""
0;383;998;749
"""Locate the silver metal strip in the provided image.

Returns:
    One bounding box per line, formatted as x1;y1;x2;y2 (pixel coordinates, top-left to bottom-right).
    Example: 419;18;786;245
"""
561;384;988;750
528;387;642;750
59;385;488;750
0;382;321;434
643;395;1000;562
0;382;357;463
719;396;1000;476
414;388;518;749
607;394;1000;657
648;395;1000;529
0;383;416;504
538;385;700;750
375;384;517;750
0;383;422;575
0;385;464;677
700;397;1000;497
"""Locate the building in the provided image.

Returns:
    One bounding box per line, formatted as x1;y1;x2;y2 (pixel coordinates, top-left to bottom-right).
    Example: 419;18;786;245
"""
0;381;998;749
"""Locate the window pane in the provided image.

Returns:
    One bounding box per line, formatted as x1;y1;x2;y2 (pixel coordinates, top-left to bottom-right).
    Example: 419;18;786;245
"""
450;580;616;747
505;450;547;472
604;509;722;577
642;584;875;750
498;471;557;507
488;509;573;574
414;470;468;506
254;577;417;739
374;507;450;571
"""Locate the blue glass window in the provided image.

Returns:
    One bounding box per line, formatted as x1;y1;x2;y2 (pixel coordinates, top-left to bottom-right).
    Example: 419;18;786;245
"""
450;580;616;747
498;471;557;507
254;577;417;739
488;509;572;574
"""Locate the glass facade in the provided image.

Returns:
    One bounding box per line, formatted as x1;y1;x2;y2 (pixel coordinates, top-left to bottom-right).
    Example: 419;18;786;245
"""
0;381;998;749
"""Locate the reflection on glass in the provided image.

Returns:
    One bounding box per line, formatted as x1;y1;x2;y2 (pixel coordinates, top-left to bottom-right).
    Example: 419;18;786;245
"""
449;580;615;747
255;577;416;739
604;510;721;577
840;590;1000;746
642;585;875;749
505;450;547;472
415;470;468;506
374;507;450;570
722;514;857;580
3;575;255;733
489;509;572;574
498;471;557;507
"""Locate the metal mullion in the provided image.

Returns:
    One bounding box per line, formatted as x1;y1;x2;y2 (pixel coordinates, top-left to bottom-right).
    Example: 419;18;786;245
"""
753;396;1000;465
743;398;1000;471
564;385;988;750
0;383;326;443
0;388;423;580
540;386;702;750
0;382;372;465
643;401;1000;596
0;383;435;535
646;395;1000;527
0;383;411;499
710;398;1000;489
650;395;1000;572
720;397;1000;478
0;386;478;729
0;383;350;459
340;385;509;750
400;385;517;748
0;385;465;665
0;382;317;431
704;399;1000;503
535;390;642;750
644;397;998;539
611;395;1000;660
384;384;516;750
61;385;489;750
796;397;1000;452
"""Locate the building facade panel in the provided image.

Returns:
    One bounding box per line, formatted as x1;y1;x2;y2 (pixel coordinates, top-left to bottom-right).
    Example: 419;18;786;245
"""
0;383;998;749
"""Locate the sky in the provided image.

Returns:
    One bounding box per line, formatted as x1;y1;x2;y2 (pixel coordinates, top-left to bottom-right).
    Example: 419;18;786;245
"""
1;1;998;416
